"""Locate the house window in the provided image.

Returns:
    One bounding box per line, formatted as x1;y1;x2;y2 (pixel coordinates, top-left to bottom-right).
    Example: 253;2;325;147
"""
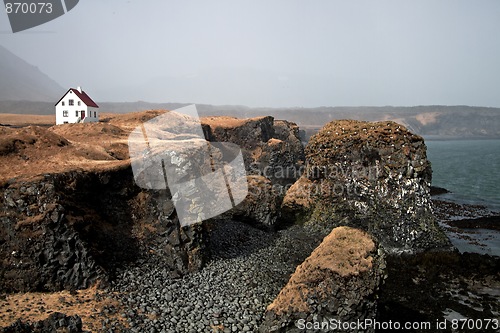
78;101;81;106
62;101;65;106
69;99;74;106
75;111;79;117
94;111;96;118
63;110;68;117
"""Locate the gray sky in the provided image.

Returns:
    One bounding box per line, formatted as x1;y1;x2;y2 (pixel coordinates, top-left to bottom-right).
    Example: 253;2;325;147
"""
1;0;500;107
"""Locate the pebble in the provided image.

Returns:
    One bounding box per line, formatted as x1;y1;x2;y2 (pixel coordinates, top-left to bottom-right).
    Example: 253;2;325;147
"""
108;220;322;332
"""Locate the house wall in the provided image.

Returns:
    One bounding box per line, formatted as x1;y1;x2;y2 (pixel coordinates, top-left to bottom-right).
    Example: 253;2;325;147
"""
55;90;99;125
82;107;99;123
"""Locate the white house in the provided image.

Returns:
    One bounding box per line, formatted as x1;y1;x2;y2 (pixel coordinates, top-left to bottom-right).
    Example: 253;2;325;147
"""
55;87;99;125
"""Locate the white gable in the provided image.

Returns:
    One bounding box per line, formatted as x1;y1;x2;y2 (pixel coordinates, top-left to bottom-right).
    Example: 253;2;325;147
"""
55;88;99;125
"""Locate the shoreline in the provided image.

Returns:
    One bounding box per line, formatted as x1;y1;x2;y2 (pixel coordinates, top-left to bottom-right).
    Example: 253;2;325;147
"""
1;195;499;332
432;197;500;257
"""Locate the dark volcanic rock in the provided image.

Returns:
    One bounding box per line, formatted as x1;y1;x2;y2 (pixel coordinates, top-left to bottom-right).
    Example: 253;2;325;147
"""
430;186;450;196
202;116;305;228
260;226;386;333
1;312;85;333
1;174;103;292
447;215;500;231
0;166;206;292
260;120;305;186
203;116;275;151
203;116;304;187
378;251;500;333
282;119;451;253
0;115;306;291
230;175;282;229
130;189;207;275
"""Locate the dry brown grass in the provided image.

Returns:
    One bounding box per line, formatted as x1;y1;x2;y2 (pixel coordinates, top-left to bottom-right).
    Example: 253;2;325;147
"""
103;110;167;133
267;226;375;315
0;283;126;331
0;112;171;183
310;227;375;277
201;115;269;129
201;116;249;128
0;111;279;183
0;114;54;127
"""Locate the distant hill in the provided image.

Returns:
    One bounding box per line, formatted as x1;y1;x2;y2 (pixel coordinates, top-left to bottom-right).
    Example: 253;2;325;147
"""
0;45;64;102
212;105;500;139
103;103;500;139
1;101;499;139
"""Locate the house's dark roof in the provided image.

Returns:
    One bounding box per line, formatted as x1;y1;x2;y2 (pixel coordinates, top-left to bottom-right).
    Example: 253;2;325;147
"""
55;88;99;108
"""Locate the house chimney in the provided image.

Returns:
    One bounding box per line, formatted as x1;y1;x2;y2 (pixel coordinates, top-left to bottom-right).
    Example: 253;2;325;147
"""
77;86;82;93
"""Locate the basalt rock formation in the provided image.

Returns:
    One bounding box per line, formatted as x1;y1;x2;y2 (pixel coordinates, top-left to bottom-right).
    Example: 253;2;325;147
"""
229;175;282;229
203;115;304;228
0;113;451;295
0;112;305;291
259;226;386;333
0;166;206;292
282;119;451;253
202;116;304;188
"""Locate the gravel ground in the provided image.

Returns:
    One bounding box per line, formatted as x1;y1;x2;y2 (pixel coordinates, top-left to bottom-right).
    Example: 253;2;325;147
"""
109;220;323;333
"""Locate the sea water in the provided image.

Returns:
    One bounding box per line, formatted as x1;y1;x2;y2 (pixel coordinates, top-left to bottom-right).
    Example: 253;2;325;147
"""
425;139;500;211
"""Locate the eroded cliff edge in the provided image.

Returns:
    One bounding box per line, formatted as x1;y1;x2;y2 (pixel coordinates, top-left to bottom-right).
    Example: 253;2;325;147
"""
0;112;450;296
282;119;451;253
0;112;304;292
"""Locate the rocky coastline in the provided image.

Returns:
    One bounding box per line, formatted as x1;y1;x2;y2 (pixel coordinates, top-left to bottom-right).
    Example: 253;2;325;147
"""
0;111;499;332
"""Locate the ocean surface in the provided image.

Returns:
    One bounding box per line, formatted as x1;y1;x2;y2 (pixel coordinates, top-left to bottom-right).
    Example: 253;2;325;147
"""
425;139;500;212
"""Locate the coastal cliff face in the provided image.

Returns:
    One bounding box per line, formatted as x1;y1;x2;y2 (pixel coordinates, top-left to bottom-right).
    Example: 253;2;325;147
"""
0;112;304;292
0;112;450;295
283;119;451;253
2;111;475;331
0;166;206;292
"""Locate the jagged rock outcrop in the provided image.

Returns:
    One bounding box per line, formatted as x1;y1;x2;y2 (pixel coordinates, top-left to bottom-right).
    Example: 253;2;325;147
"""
202;115;305;228
1;175;101;291
0;166;206;292
261;120;305;186
259;226;385;333
282;120;451;253
182;113;307;231
230;175;282;229
203;116;304;187
0;113;306;291
203;116;275;151
128;189;207;275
